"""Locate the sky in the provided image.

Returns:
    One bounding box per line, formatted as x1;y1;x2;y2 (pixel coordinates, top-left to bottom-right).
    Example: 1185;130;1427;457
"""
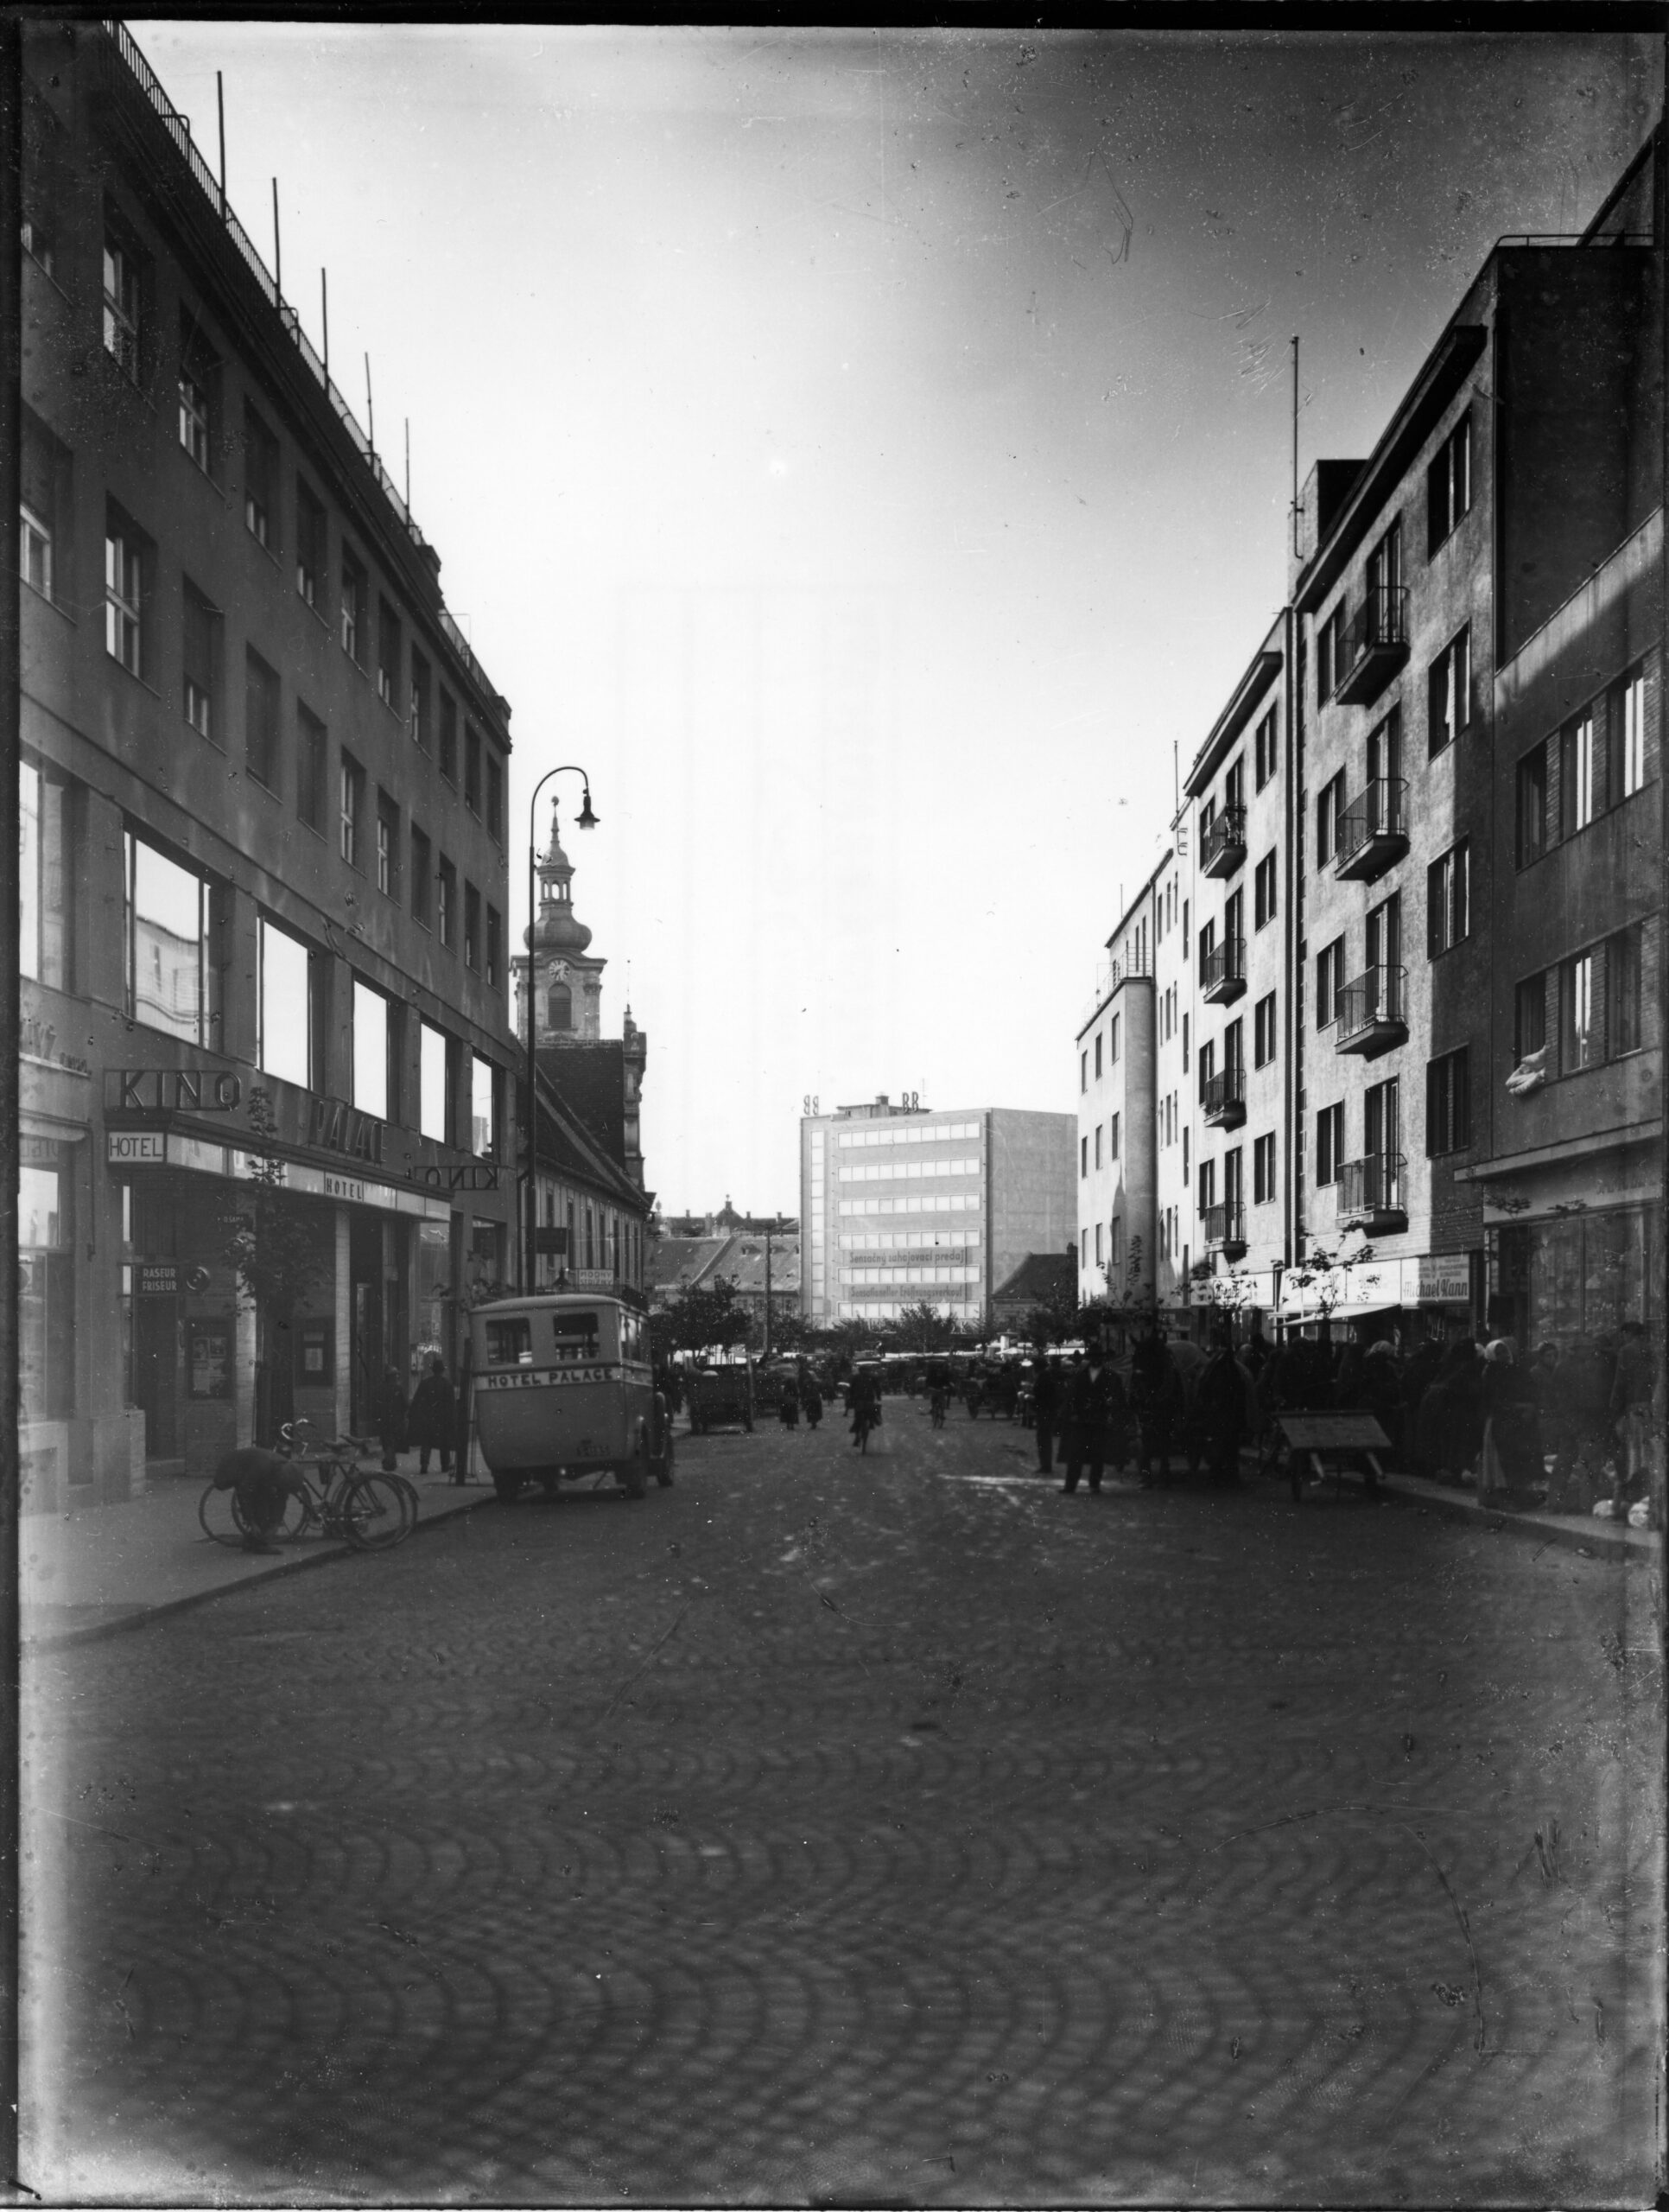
142;24;1660;1217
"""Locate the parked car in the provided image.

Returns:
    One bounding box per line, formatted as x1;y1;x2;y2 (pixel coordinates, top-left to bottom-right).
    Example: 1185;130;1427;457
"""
688;1363;755;1434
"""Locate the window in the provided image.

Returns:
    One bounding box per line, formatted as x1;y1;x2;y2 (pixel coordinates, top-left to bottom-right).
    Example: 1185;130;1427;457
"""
1317;772;1344;868
1080;1135;1088;1179
1558;711;1597;837
485;905;502;989
1428;626;1471;757
1316;937;1345;1030
1109;1112;1120;1160
1082;1229;1088;1268
295;477;325;609
1198;918;1215;983
377;791;400;899
1093;1031;1103;1080
378;598;401;709
243;404;277;550
1223;1147;1243;1212
257;918;312;1088
1094;1124;1102;1170
102;221;143;376
1253;705;1278;790
1368;516;1403;606
1253;1131;1276;1204
1611;664;1647;801
1224;756;1244;813
177;317;215;472
439;690;458;783
1367;702;1402;790
352;979;389;1121
182;581;221;740
464;881;480;971
1514;973;1546;1060
1609;926;1643;1057
486;752;504;843
1110;1013;1120;1064
22;215;53;278
124;831;218;1045
410;826;432;929
1317;603;1344;704
1181;1014;1189;1072
244;647;280;791
296;704;327;835
1198;1159;1216;1217
1080;1052;1088;1095
1253;850;1278;930
419;1022;447;1141
465;724;482;814
1366;892;1401;976
1425;1047;1471;1156
437;856;455;949
1516;744;1548;866
104;508;146;674
1426;841;1469;957
340;751;364;868
1316;1102;1344;1186
1197;1039;1215;1103
410;650;431;752
471;1055;497;1158
1427;410;1472;555
20;759;73;991
340;546;367;664
1365;1076;1399;1163
1224;888;1244;954
1253;991;1277;1068
1558;954;1596;1074
1224;1016;1245;1077
18;480;50;599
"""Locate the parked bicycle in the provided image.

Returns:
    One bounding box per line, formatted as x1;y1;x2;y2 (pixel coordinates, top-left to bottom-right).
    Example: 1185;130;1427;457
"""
198;1421;418;1552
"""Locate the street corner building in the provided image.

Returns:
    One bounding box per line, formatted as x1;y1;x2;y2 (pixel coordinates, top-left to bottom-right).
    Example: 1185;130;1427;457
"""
17;21;527;1507
798;1095;1076;1331
1077;120;1665;1352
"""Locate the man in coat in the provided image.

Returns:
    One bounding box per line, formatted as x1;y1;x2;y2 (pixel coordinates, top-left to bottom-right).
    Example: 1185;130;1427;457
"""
405;1354;456;1479
1195;1336;1247;1487
1130;1328;1184;1488
1058;1351;1111;1495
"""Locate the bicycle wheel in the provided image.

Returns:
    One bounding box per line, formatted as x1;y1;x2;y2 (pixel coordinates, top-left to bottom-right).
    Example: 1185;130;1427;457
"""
199;1482;244;1547
341;1471;416;1551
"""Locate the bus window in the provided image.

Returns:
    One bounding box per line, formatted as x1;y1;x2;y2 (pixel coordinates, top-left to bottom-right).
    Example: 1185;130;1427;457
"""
485;1317;532;1367
621;1312;640;1360
550;1311;600;1361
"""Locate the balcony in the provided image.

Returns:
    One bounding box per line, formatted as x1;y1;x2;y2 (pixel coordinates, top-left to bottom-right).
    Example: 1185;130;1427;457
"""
1335;964;1408;1058
1333;585;1409;706
1203;1202;1247;1259
1335;778;1409;883
1201;804;1247;880
1201;936;1247;1005
1337;1152;1408;1234
1202;1066;1247;1130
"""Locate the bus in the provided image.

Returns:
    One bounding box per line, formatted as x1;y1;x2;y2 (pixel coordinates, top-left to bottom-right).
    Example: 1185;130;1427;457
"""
468;1293;673;1504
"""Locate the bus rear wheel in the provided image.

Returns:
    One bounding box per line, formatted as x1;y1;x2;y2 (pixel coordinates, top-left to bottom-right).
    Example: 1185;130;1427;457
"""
492;1471;525;1504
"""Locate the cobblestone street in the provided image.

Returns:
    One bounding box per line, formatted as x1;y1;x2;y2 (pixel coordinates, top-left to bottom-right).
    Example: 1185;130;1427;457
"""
24;1404;1664;2205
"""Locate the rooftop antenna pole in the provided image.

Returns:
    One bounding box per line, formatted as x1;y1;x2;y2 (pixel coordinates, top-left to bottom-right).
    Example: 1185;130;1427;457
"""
1291;334;1301;559
320;269;329;386
215;72;225;218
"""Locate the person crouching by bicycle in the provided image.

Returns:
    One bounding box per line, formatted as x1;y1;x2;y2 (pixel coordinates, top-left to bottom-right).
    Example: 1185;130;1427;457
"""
405;1354;457;1480
214;1444;308;1555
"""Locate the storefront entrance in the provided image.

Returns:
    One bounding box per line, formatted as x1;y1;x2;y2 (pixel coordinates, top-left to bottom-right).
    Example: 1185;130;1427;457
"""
349;1212;409;1435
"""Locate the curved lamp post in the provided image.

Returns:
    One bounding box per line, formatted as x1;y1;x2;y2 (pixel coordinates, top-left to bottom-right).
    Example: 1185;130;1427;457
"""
524;765;598;1288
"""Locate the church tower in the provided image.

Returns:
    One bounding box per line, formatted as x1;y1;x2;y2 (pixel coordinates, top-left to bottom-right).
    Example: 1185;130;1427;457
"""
515;798;606;1045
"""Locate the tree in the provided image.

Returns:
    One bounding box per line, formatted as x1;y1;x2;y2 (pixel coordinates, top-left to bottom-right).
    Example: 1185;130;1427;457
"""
888;1300;956;1354
664;1273;751;1358
219;1088;328;1440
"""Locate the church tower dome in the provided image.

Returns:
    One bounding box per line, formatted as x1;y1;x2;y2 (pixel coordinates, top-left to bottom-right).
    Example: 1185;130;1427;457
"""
517;796;606;1046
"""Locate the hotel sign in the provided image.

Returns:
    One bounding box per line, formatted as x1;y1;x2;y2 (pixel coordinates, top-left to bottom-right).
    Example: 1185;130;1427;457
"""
108;1130;168;1165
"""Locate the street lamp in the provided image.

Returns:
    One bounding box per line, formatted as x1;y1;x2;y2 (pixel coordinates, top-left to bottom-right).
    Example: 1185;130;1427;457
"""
524;765;599;1290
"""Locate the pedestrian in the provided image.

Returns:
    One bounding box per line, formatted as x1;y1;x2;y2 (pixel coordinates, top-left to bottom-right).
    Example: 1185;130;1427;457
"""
1058;1351;1110;1494
378;1363;408;1471
849;1367;880;1448
1400;1332;1445;1473
1032;1355;1062;1475
405;1353;456;1478
779;1387;800;1430
801;1376;823;1430
213;1443;308;1554
1243;1321;1272;1382
1131;1329;1184;1488
1358;1338;1405;1464
1415;1336;1484;1488
1479;1338;1544;1509
1195;1336;1247;1487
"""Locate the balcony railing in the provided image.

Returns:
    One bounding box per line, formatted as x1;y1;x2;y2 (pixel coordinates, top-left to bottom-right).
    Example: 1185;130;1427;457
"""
1201;936;1247;1005
1333;585;1410;706
1201;804;1247;879
1337;1152;1407;1230
1335;778;1410;882
1335;963;1408;1057
1081;946;1152;1027
1203;1202;1247;1255
1202;1066;1246;1128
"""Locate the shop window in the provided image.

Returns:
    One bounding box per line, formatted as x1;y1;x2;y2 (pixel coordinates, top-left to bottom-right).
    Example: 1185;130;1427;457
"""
124;830;219;1045
1526;1206;1659;1344
21;757;73;991
352;978;389;1121
20;1136;74;1421
257;916;312;1090
419;1021;447;1141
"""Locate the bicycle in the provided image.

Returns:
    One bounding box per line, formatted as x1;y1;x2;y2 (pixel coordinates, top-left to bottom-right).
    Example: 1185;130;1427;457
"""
198;1425;418;1553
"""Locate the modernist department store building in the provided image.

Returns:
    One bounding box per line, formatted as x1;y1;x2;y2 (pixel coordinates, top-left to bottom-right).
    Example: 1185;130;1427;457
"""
20;20;520;1508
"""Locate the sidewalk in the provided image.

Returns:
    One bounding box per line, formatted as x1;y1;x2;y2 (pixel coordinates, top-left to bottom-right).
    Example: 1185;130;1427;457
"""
21;1451;498;1651
1376;1466;1659;1561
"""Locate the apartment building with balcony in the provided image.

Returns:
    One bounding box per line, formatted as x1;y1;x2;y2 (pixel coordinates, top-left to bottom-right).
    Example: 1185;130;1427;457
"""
1182;613;1295;1325
19;21;521;1507
1075;855;1164;1310
1149;841;1196;1318
1290;150;1661;1339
